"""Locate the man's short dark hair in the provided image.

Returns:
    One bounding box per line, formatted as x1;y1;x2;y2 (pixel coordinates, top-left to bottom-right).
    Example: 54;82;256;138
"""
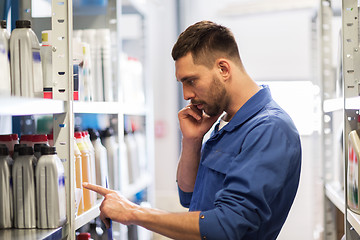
171;20;242;69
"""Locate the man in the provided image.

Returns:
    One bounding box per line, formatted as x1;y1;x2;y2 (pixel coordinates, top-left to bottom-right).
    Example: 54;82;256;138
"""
84;20;301;240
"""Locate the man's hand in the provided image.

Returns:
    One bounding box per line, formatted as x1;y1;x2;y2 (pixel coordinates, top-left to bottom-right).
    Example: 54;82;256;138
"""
83;182;140;228
178;104;221;141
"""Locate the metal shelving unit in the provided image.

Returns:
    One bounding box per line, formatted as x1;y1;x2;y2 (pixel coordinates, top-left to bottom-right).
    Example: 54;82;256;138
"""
0;0;154;239
321;0;360;238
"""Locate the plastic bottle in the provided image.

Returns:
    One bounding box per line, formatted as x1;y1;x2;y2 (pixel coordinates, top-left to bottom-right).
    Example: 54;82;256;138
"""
82;131;96;206
0;144;13;228
348;129;360;213
0;20;11;96
41;30;53;99
95;29;113;102
88;128;109;198
74;138;84;216
36;146;67;228
124;130;139;184
77;232;91;240
12;146;36;228
101;128;119;190
75;132;92;211
10;20;43;98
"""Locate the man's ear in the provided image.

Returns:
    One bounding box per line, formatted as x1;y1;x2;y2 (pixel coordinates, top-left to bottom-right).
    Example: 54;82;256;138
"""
217;59;231;80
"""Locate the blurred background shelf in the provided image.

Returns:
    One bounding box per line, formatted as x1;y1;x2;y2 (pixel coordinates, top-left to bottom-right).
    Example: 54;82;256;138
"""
0;225;68;240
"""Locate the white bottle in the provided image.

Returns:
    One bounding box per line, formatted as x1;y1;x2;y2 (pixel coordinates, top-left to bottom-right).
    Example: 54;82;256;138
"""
0;145;13;228
101;128;119;190
36;146;67;228
10;20;43;98
82;131;96;206
41;30;53;99
124;130;139;184
88;129;109;198
0;20;11;96
13;146;36;228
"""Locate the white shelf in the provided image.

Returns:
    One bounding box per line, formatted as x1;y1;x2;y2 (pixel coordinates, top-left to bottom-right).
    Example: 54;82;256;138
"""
74;201;102;230
348;209;360;235
325;183;345;213
0;97;65;116
123;173;152;199
0;225;67;240
324;98;343;113
73;101;120;114
345;96;360;110
123;104;147;116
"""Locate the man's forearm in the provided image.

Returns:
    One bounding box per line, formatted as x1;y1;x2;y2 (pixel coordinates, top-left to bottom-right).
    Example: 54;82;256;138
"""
134;207;201;240
177;137;202;192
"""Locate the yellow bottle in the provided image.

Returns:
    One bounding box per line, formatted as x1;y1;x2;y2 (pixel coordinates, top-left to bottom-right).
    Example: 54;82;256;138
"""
74;138;84;216
75;132;92;211
82;131;96;206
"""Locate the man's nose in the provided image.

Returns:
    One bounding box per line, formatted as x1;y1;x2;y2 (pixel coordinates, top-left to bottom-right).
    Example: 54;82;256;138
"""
182;85;195;100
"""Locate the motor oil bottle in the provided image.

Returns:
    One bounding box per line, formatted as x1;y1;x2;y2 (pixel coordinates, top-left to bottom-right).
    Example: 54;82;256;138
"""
10;20;43;98
88;128;109;199
31;134;49;148
12;146;36;228
0;20;11;96
0;135;14;157
74;138;84;216
101;128;119;190
0;144;13;228
348;129;360;213
36;146;66;228
82;131;96;206
75;132;92;211
41;30;53;99
19;134;33;146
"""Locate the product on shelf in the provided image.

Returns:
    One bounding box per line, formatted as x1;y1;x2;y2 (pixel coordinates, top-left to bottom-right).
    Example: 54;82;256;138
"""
41;30;53;99
124;129;140;184
36;146;67;228
101;128;119;190
0;20;11;96
0;144;13;229
13;146;37;228
82;131;96;206
348;129;360;213
10;20;43;98
75;131;93;211
74;138;84;216
47;133;54;146
88;128;109;198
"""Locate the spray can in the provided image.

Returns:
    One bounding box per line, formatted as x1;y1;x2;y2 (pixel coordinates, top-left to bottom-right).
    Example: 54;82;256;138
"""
13;146;36;228
36;146;67;228
0;144;13;228
10;20;43;98
0;20;11;96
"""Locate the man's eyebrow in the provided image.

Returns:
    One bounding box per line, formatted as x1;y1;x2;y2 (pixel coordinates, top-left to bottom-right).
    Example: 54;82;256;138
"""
178;76;196;83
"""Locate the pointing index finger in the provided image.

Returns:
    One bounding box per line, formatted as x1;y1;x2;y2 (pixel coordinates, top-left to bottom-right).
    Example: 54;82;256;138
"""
83;182;114;196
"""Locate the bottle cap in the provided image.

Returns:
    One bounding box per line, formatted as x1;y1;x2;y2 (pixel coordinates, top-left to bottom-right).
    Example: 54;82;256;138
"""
0;20;6;29
74;132;83;139
34;143;48;153
14;144;27;153
77;233;91;240
101;128;114;138
32;134;48;143
0;144;9;156
15;20;31;28
11;134;19;141
0;134;12;141
20;134;33;142
41;146;57;155
19;146;34;156
88;128;99;141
